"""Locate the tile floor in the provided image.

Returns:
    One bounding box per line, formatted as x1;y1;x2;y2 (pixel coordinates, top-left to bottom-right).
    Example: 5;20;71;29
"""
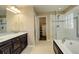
21;40;55;54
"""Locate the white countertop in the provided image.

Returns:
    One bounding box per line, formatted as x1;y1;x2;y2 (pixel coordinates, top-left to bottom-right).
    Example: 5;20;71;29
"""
54;40;72;54
0;32;27;43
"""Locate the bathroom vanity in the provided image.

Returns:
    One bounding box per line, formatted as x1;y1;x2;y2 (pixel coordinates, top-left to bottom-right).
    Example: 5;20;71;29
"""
0;32;28;54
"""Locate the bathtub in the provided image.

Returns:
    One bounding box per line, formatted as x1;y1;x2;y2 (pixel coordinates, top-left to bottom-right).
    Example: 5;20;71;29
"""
54;40;79;54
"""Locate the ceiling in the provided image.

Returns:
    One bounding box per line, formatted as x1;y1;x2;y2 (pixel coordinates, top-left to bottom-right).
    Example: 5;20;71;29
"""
0;5;76;15
34;5;71;14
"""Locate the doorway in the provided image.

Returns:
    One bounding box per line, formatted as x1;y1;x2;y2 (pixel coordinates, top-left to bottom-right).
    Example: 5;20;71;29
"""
39;17;46;40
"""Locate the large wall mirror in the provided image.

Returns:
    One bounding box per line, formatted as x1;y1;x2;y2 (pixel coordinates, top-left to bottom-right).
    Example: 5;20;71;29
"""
0;6;6;32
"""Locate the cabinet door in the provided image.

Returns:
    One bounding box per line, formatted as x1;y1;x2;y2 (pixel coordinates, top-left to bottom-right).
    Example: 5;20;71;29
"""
12;37;21;50
20;35;26;49
20;34;27;50
0;42;12;54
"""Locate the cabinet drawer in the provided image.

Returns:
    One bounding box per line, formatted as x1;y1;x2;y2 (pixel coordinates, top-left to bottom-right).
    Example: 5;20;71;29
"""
0;40;11;47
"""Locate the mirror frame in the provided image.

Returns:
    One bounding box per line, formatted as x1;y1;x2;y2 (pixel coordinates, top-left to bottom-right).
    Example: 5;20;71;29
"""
76;16;79;37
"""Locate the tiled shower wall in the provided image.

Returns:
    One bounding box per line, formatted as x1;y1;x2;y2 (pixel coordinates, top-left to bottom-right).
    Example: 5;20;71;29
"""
52;6;79;40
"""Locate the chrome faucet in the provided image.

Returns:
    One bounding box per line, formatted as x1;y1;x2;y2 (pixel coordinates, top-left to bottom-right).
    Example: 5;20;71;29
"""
62;39;65;43
62;37;69;43
62;37;72;45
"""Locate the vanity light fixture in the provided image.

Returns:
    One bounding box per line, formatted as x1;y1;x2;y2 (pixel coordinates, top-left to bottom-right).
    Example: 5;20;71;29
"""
6;6;21;14
10;6;21;13
6;8;17;14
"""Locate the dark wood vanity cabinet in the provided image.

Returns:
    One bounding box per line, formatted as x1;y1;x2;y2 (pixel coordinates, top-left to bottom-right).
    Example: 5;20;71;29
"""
53;41;63;54
12;33;28;54
0;33;28;54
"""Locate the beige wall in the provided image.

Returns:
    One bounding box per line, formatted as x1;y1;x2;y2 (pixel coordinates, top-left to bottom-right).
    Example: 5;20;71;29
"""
6;6;35;45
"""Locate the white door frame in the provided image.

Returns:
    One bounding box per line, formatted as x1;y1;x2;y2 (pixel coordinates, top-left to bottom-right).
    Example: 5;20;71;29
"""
35;16;48;43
